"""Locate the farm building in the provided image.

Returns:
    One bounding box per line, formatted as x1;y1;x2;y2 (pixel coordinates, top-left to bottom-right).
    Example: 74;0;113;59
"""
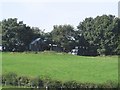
49;44;63;52
29;38;42;51
29;38;63;52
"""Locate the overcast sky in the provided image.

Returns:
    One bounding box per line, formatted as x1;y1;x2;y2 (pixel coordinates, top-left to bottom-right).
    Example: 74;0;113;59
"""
0;0;119;32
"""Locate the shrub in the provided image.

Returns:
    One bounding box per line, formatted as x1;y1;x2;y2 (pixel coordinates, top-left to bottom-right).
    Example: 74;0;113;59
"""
2;74;6;86
4;72;17;86
101;80;118;88
48;80;62;88
30;76;44;88
63;81;80;89
17;76;30;87
2;73;118;89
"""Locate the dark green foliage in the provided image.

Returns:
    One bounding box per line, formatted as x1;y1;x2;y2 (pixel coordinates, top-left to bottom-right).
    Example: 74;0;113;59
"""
51;25;77;52
77;15;120;55
2;18;44;52
47;80;62;88
2;73;118;89
3;72;17;86
1;14;120;55
63;81;80;89
18;76;30;87
30;77;44;88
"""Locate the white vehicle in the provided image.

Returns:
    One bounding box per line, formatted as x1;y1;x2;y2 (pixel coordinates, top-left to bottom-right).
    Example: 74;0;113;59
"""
71;48;78;55
71;47;78;55
0;45;2;51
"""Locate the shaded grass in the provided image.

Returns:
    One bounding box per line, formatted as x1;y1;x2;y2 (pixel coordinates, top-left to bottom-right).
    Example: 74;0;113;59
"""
2;52;118;84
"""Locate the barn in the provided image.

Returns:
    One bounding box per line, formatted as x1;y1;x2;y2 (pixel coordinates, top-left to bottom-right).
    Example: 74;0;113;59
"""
29;38;42;51
29;38;63;52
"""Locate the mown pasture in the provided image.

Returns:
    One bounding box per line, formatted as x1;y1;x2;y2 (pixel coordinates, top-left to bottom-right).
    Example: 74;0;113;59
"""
2;52;118;84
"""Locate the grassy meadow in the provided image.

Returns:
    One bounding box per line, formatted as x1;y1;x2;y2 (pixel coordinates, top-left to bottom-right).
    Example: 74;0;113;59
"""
2;52;118;84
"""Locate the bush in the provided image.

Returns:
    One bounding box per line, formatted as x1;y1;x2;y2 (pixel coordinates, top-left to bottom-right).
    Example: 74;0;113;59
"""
48;80;62;88
30;77;44;88
2;73;118;89
17;76;30;87
2;74;6;86
4;72;17;86
101;80;118;88
63;81;80;89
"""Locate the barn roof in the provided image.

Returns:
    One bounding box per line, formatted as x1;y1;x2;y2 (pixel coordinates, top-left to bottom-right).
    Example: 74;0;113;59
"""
30;38;41;44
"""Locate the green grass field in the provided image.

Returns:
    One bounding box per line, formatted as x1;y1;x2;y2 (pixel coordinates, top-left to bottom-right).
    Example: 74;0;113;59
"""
2;52;118;84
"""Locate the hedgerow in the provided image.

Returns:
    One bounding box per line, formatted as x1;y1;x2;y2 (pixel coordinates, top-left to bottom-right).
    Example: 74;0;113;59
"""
2;72;118;89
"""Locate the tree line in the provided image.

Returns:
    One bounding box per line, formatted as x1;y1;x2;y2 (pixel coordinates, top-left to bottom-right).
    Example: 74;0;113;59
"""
1;14;120;56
